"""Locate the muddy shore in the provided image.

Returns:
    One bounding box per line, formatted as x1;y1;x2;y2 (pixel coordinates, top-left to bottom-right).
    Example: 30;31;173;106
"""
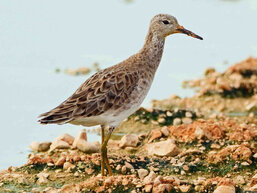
0;57;256;193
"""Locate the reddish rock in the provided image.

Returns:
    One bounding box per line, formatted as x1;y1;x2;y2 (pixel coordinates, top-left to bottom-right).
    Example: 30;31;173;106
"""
149;129;162;143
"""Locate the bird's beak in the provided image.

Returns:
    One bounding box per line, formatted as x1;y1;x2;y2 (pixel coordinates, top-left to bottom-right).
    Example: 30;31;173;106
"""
176;25;203;40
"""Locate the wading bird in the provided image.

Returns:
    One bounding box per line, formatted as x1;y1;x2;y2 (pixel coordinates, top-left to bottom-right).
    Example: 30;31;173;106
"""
39;14;202;176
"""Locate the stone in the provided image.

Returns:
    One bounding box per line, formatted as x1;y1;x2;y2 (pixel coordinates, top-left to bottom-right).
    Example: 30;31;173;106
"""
18;177;28;184
144;184;153;192
173;118;182;125
72;130;87;148
235;176;245;185
185;112;193;118
30;141;51;152
77;140;99;153
63;162;75;170
153;184;172;193
147;139;179;157
55;157;66;166
182;117;192;124
250;184;257;191
30;141;40;151
161;126;170;137
138;169;149;180
125;162;134;170
56;133;74;145
38;142;52;152
194;127;204;139
179;185;191;192
121;165;127;174
50;139;70;151
119;134;139;148
149;129;162;142
37;172;49;184
143;171;156;184
213;185;235;193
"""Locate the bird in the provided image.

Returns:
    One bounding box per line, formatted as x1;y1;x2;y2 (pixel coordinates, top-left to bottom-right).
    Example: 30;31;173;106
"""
38;14;203;176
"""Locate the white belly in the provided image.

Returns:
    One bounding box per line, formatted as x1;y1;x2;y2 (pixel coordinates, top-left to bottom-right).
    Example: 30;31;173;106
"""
70;78;152;128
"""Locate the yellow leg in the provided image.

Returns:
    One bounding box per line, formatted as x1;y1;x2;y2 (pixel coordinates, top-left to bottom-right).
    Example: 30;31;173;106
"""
101;125;105;176
101;126;115;176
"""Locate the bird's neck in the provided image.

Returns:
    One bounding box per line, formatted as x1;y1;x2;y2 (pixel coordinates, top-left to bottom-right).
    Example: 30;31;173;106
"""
139;30;165;71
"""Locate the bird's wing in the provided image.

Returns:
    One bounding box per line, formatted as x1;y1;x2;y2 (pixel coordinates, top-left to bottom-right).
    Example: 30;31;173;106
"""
38;65;140;124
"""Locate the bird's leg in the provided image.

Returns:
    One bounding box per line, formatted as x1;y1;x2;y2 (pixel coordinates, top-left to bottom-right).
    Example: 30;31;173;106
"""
100;125;105;176
101;126;115;176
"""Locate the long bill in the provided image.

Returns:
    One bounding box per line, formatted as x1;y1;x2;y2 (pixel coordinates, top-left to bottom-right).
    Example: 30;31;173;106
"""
176;25;203;40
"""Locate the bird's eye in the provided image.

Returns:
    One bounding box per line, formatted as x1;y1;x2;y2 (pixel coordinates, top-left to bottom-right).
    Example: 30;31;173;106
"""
162;20;169;25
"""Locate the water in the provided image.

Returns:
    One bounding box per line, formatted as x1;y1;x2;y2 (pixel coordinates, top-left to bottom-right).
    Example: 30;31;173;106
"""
0;0;257;169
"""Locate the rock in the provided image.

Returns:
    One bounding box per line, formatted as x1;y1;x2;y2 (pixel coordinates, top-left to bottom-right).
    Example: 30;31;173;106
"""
158;117;166;124
161;126;170;137
173;118;182;125
143;171;156;184
152;184;172;193
30;141;40;151
125;162;134;170
50;140;70;151
56;133;74;146
182;117;192;124
149;129;162;142
30;141;51;152
18;177;28;184
235;176;245;185
55;157;66;166
250;184;257;191
37;172;49;184
194;127;204;139
77;140;99;153
63;162;75;170
179;185;191;192
72;130;87;149
185;112;193;118
38;142;52;152
119;134;139;148
121;165;127;174
144;184;153;192
138;169;149;180
213;185;235;193
147;139;179;157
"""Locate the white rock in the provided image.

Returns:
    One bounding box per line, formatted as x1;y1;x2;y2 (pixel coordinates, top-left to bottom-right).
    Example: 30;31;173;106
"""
173;118;182;125
143;171;156;184
185;112;193;118
182;117;192;124
72;130;87;149
77;140;99;153
30;141;40;151
194;127;204;139
138;169;149;180
37;172;49;184
63;162;75;170
147;139;179;157
50;140;70;151
213;185;235;193
161;126;170;137
55;133;74;146
119;134;139;148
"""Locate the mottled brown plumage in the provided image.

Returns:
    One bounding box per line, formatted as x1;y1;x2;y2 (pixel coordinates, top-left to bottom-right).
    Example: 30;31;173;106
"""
38;14;202;176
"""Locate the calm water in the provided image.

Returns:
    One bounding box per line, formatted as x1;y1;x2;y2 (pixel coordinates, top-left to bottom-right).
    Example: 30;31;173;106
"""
0;0;257;169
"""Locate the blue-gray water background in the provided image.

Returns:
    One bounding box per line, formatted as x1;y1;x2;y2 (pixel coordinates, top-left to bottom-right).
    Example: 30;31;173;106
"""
0;0;257;169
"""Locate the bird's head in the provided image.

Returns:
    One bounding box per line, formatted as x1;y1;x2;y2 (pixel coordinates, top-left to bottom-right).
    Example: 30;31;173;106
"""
150;14;203;40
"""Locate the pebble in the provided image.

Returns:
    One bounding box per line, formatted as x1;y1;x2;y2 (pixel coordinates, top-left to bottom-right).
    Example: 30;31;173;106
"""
119;134;139;148
143;171;156;184
121;165;127;174
72;130;88;149
147;139;179;157
144;184;153;192
161;126;170;137
55;156;66;166
235;175;245;185
30;141;52;152
185;112;193;118
77;140;100;153
56;133;74;146
138;169;149;180
149;129;162;142
173;118;182;125
179;185;191;192
182;117;193;124
37;172;49;184
213;185;235;193
50;140;70;151
63;162;75;170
